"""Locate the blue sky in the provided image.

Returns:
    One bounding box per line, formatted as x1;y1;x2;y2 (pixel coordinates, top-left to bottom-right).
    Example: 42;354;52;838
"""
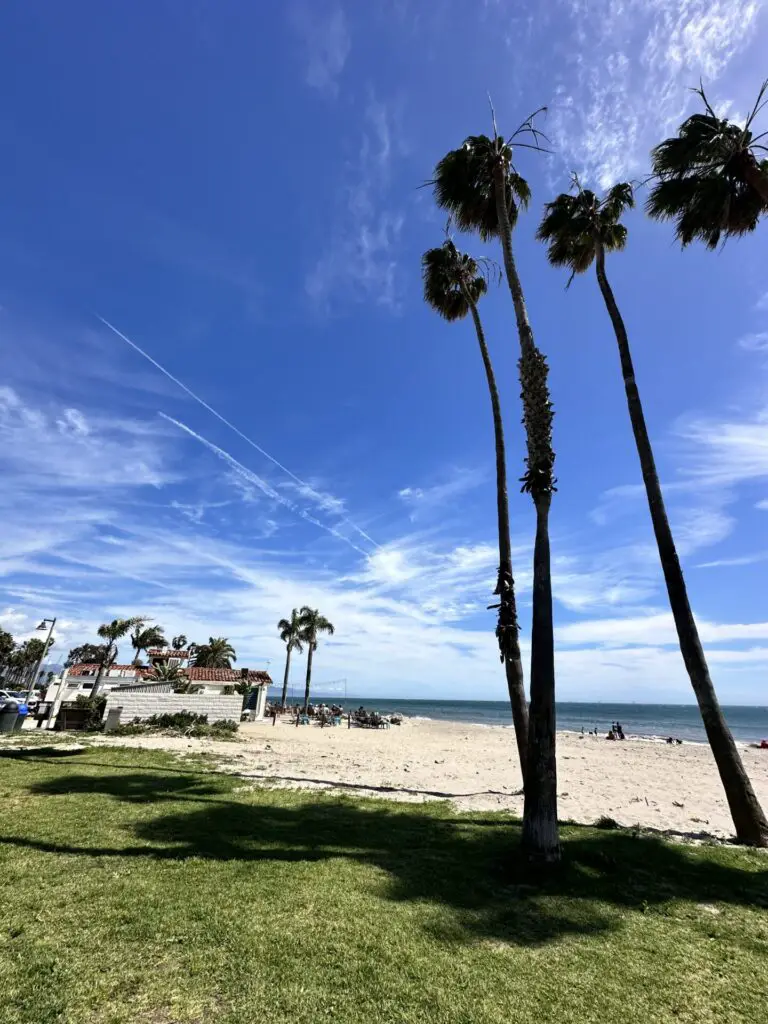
1;0;767;703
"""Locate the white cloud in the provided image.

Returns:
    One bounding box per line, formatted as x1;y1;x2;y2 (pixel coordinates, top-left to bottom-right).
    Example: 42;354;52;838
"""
676;406;768;487
557;611;768;648
397;467;487;520
548;0;765;187
307;94;405;310
697;551;768;568
291;2;350;97
739;331;768;352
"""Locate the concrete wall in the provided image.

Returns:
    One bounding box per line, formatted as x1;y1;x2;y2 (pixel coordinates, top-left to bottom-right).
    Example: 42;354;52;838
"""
104;692;243;724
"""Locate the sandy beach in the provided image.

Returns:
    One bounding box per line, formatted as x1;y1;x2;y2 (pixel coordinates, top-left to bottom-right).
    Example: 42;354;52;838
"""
93;716;768;842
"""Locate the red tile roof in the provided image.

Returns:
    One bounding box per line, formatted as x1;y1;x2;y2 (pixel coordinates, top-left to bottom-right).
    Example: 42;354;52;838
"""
68;664;152;678
147;648;192;658
187;668;272;684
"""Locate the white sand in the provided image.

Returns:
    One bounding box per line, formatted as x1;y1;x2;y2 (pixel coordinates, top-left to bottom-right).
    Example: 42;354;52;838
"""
95;717;768;841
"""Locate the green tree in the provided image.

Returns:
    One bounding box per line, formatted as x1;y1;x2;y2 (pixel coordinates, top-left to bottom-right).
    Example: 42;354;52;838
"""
298;607;334;712
0;629;15;678
93;617;147;697
431;118;559;863
193;637;236;669
66;643;108;667
131;624;166;665
277;609;304;708
422;239;528;777
171;635;189;651
646;80;768;246
537;180;768;847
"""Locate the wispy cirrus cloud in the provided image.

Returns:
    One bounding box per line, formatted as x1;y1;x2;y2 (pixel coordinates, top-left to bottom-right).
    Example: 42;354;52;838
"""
547;0;765;187
306;94;405;311
397;467;487;521
291;2;351;97
739;331;768;352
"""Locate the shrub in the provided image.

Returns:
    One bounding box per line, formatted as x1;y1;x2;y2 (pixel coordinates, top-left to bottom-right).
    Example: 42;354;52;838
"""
73;695;107;731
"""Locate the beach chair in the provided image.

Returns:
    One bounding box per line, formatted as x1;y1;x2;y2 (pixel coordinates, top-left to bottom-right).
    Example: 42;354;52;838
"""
299;713;310;725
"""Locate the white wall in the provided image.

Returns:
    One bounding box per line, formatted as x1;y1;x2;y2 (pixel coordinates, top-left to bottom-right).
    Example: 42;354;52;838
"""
104;693;243;724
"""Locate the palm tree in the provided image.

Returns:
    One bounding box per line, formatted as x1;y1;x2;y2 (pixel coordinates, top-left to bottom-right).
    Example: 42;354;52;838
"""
422;239;528;777
193;637;236;669
647;80;768;247
148;660;186;684
298;607;334;711
537;181;768;847
92;617;146;697
277;609;304;708
171;634;188;651
431;116;559;863
130;624;166;665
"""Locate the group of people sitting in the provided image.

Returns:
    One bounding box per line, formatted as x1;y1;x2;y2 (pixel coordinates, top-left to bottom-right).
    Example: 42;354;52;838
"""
352;706;403;728
606;721;626;740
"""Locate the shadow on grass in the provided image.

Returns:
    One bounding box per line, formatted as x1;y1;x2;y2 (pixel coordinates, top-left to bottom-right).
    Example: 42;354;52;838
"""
0;746;86;760
5;763;768;948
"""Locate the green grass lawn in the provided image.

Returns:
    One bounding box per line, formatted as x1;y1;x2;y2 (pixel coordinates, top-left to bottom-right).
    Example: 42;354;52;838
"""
1;742;767;1024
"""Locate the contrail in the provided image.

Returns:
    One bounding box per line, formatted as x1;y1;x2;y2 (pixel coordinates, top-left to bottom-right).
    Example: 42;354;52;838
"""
159;413;370;557
96;314;378;549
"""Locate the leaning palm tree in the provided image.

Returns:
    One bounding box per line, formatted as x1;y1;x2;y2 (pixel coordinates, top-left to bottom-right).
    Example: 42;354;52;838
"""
431;115;559;863
422;239;528;777
277;609;304;708
92;617;146;697
647;80;768;247
298;607;334;712
130;624;166;665
193;637;236;669
538;181;768;847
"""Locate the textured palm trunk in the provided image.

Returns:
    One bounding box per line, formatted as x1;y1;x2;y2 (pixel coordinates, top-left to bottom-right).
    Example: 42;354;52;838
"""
466;293;528;778
280;646;293;708
303;644;314;712
91;644;112;699
595;244;768;847
522;494;559;862
493;163;560;862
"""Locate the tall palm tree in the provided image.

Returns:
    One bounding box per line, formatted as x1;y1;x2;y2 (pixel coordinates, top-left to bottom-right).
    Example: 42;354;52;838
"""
277;609;304;708
92;617;146;697
422;239;528;777
298;607;334;712
130;624;166;665
647;80;768;247
537;181;768;847
431;118;559;863
193;637;236;669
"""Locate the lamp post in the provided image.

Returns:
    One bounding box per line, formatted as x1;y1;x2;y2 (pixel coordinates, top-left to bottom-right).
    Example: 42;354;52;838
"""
28;618;56;702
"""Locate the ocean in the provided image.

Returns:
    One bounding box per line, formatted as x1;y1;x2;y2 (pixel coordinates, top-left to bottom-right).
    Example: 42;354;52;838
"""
299;696;768;744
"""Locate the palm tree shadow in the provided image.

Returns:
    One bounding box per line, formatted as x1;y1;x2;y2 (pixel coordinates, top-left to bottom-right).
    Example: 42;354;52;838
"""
16;768;768;948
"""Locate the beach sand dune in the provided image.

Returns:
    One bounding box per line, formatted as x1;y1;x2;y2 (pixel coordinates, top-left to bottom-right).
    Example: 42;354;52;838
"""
97;717;768;842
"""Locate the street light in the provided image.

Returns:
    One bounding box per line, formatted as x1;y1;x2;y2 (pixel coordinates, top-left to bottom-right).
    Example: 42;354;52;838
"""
28;618;56;701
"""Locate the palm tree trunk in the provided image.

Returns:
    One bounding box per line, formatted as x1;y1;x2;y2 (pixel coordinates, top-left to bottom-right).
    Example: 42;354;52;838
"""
594;243;768;847
522;494;560;861
91;645;111;699
466;292;528;778
281;646;292;708
493;164;560;861
303;645;314;712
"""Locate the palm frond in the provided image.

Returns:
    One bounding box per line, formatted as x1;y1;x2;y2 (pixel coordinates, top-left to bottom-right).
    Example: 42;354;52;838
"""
422;241;487;322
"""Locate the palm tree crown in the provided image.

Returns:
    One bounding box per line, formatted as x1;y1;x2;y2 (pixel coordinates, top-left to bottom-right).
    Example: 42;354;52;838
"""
193;637;236;668
131;624;166;664
298;608;335;649
537;181;634;278
278;610;304;654
421;240;488;321
647;80;768;248
431;134;531;240
97;617;146;657
171;634;188;650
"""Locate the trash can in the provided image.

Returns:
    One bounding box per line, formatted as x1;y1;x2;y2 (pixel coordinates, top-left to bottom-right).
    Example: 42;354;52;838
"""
0;703;20;733
12;703;29;732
